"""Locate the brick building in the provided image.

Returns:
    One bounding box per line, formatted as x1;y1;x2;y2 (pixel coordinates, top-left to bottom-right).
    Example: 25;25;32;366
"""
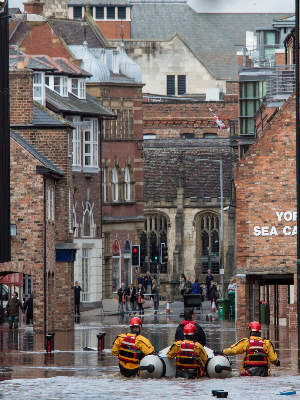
3;68;76;332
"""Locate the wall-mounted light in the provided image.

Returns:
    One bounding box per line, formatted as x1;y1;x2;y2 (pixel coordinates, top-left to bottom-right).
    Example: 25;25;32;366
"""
10;224;17;236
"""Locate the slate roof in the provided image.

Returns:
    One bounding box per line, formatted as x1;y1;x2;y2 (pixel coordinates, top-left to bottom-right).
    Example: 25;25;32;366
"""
69;0;130;4
46;87;117;118
130;5;292;80
49;19;105;48
33;104;73;127
10;130;64;175
9;21;31;46
143;139;236;198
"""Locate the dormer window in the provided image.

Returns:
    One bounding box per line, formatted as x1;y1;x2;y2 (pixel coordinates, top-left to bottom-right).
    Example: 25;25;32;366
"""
71;78;86;99
33;72;45;106
45;76;68;97
71;79;78;96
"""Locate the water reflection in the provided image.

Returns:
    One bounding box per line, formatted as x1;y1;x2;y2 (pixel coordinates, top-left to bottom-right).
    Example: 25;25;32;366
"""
0;312;296;381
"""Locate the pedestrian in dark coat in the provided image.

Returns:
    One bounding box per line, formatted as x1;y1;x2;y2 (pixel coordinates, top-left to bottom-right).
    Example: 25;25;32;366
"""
24;293;33;324
129;284;136;314
205;269;214;299
74;281;82;315
5;292;24;329
175;308;206;346
208;280;217;308
118;282;130;315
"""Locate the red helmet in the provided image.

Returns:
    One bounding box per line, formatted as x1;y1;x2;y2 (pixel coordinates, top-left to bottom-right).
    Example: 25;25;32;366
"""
249;321;261;332
184;323;196;336
130;317;142;328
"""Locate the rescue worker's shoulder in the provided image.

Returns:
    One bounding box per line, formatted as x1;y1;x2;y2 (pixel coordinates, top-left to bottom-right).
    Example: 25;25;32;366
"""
135;335;154;350
230;337;249;348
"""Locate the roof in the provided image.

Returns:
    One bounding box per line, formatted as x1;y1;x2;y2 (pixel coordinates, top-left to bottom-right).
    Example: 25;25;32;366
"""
48;18;105;48
9;21;31;46
33;104;73;127
46;87;117;118
129;5;292;80
143;139;236;198
69;0;130;4
10;130;64;175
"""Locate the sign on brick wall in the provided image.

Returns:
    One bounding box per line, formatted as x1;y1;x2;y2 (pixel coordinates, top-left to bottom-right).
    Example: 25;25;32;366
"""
253;210;297;236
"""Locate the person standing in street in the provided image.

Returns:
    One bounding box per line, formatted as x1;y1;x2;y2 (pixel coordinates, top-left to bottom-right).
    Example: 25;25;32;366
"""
129;284;136;315
152;283;159;314
192;278;201;295
137;283;145;315
179;273;186;298
5;292;24;329
168;323;207;379
74;281;82;315
205;269;214;299
144;271;152;295
138;273;144;287
208;280;218;309
223;321;280;376
118;282;129;316
175;308;206;346
183;277;193;294
227;279;236;293
24;293;33;325
112;317;154;377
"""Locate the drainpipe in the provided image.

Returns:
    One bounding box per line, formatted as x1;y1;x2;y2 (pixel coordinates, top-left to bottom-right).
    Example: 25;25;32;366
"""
43;174;51;348
100;119;103;238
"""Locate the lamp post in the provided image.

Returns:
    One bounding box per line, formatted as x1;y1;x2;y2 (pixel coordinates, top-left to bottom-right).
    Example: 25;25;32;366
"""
184;158;224;298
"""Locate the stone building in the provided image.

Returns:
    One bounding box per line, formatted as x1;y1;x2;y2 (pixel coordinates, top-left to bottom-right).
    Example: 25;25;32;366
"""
4;67;76;331
142;138;238;299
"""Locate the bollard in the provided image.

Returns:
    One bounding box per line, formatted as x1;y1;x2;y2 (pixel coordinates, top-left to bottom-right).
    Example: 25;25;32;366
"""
97;334;104;352
48;333;55;351
46;334;53;353
99;332;106;350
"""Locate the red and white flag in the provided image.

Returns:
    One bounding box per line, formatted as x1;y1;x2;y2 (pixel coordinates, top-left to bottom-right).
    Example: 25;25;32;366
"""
209;108;228;130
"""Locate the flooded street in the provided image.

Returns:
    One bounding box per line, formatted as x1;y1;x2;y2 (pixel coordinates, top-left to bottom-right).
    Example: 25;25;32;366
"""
0;306;299;399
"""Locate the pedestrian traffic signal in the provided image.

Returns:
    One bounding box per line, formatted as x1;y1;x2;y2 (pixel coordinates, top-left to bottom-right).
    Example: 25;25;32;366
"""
131;245;140;267
153;244;159;263
161;243;168;264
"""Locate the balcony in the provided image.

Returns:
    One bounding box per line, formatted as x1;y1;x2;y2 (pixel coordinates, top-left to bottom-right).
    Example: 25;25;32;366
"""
243;44;284;68
266;65;296;105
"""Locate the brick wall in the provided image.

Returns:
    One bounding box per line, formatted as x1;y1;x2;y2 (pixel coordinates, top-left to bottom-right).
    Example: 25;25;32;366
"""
10;69;33;125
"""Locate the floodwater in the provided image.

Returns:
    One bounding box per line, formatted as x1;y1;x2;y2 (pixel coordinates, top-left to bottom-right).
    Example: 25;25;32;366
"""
0;307;299;399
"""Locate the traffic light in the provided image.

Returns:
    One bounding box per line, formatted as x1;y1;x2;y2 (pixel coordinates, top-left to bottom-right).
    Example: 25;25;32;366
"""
153;244;159;263
131;245;140;266
161;243;168;264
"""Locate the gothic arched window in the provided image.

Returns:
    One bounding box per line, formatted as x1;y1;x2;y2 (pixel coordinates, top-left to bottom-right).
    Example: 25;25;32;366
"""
83;202;94;237
112;167;119;202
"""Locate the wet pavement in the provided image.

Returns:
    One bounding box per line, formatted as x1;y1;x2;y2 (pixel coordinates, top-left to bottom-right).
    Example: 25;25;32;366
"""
0;301;299;399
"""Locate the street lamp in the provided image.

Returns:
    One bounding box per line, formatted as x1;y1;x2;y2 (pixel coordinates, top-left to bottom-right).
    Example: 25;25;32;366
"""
184;158;224;298
0;3;47;263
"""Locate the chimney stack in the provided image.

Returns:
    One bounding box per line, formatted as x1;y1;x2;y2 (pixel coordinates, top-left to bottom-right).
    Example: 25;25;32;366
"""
10;68;34;125
23;0;45;15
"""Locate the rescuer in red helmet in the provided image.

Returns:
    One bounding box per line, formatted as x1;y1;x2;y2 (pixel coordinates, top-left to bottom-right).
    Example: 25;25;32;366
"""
112;317;154;377
167;323;207;379
223;321;280;377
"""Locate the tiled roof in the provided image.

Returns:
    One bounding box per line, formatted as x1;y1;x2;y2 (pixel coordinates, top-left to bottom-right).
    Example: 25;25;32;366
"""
10;130;64;175
143;139;236;198
130;5;291;80
33;104;72;127
46;87;117;118
49;19;105;48
9;21;31;46
68;0;130;5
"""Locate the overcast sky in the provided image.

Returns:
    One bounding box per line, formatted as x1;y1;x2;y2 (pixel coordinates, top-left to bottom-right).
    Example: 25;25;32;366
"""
9;0;295;14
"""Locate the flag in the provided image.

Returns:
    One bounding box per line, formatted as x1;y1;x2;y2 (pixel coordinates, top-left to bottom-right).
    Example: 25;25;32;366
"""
209;108;228;130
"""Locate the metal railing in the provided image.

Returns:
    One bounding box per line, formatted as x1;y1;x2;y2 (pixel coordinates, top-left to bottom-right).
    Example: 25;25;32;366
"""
82;292;91;302
243;44;284;68
266;65;296;103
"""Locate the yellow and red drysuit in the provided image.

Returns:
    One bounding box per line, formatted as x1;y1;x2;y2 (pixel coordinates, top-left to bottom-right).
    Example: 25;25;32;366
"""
223;336;279;376
167;340;207;379
112;332;154;377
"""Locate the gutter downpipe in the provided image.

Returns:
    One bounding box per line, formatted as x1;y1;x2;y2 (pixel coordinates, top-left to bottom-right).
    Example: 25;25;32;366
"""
43;174;51;348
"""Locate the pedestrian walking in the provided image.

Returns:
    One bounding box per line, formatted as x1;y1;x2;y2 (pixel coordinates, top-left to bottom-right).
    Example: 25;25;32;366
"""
5;292;24;329
152;284;159;314
118;282;129;316
143;271;152;294
129;284;136;315
183;277;193;294
74;281;82;315
205;269;214;300
24;293;33;325
137;284;145;315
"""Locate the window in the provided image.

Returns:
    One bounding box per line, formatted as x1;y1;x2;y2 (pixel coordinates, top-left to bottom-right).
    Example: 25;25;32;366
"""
167;75;175;96
62;77;68;96
239;81;267;135
181;133;195;139
196;213;220;274
143;134;157;140
118;6;126;19
96;6;104;19
79;80;85;98
73;207;77;237
107;6;115;19
140;213;168;274
72;116;81;167
124;166;131;201
71;79;78;96
178;75;186;95
83;119;98;167
33;72;44;105
73;6;82;19
203;133;217;139
45;76;50;87
82;202;94;237
54;77;61;94
123;109;133;137
112;239;121;292
103;167;108;202
82;249;91;301
112;167;118;202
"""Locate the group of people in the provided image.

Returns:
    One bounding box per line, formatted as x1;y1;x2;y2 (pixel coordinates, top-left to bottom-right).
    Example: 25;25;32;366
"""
4;291;33;329
118;272;160;316
112;309;280;379
179;275;203;297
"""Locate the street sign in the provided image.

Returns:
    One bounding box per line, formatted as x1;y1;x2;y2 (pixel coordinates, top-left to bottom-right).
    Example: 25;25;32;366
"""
198;256;208;261
209;252;219;258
